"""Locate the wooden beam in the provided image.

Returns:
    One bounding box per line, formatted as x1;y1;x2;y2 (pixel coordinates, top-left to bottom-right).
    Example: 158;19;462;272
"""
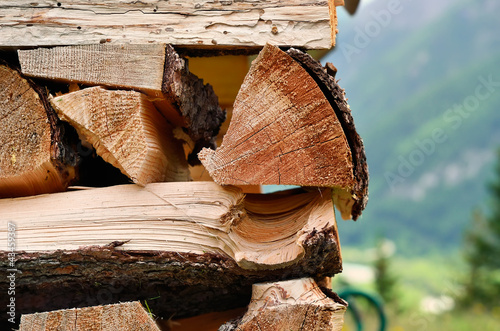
0;0;339;51
219;278;347;331
19;302;160;331
0;182;342;320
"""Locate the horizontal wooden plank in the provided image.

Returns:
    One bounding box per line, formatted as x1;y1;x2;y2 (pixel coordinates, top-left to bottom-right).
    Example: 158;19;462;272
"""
0;0;338;50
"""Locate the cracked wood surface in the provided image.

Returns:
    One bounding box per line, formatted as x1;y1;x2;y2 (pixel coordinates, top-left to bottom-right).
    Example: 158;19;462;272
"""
199;44;354;190
0;0;340;51
199;44;368;220
0;182;342;321
286;48;369;221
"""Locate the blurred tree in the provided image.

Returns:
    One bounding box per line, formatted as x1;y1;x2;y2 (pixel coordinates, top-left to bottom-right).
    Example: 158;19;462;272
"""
461;150;500;307
374;238;399;308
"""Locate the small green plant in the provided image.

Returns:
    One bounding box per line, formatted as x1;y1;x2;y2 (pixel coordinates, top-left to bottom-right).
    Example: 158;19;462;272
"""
374;238;400;310
460;149;500;307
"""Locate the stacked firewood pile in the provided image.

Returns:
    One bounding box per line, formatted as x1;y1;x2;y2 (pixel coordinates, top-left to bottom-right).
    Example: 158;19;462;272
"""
0;1;368;330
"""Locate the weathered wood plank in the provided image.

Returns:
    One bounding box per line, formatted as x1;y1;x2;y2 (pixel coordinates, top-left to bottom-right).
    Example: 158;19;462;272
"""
0;0;339;51
18;44;166;94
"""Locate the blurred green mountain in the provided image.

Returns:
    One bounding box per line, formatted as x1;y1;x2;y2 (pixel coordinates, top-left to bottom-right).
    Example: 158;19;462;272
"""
324;0;500;255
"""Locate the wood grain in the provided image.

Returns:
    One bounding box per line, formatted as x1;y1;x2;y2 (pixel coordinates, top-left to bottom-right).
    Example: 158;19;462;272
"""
0;0;339;51
0;183;342;321
50;86;190;185
18;44;225;165
0;62;77;198
219;278;347;331
199;44;354;189
19;302;160;331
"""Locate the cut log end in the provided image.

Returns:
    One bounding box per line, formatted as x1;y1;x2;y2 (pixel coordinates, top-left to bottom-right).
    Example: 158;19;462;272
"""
0;62;76;198
198;44;368;220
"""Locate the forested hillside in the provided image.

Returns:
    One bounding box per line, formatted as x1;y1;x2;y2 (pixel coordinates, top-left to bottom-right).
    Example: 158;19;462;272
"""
325;0;500;255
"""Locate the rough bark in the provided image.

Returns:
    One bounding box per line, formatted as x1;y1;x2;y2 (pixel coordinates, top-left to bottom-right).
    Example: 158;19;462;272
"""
18;44;225;165
0;183;342;322
163;45;226;165
218;278;347;331
0;1;338;52
19;302;160;331
50;86;190;185
199;44;368;220
0;61;77;198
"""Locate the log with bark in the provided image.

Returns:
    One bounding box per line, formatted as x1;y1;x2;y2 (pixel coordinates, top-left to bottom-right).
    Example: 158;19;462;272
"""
50;86;190;185
199;44;368;220
18;44;225;164
0;182;342;322
0;0;343;52
0;61;78;198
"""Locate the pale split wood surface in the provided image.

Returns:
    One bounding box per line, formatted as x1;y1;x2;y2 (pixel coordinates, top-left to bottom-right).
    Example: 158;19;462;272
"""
17;43;186;126
50;86;190;185
0;182;339;270
0;183;342;321
19;301;160;331
18;44;165;93
18;43;226;164
0;0;340;50
219;278;347;331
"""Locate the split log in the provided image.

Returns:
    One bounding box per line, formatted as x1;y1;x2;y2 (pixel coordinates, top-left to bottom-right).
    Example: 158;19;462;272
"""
219;278;347;331
0;182;342;321
50;86;190;185
18;44;225;164
0;61;77;198
198;44;368;220
19;301;160;331
0;1;340;52
286;47;369;221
